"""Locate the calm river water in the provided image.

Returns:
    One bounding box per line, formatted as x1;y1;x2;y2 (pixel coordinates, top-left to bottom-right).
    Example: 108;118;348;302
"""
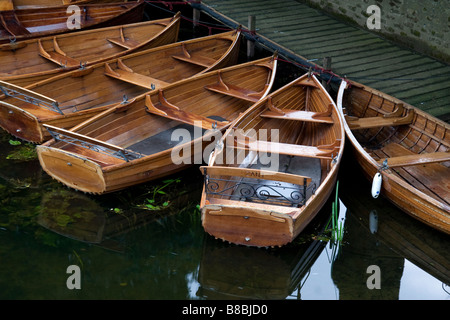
0;4;449;302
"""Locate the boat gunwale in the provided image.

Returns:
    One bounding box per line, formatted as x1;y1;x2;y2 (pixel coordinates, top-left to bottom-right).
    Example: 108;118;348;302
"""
16;29;240;94
337;79;450;232
0;1;147;44
37;55;278;193
102;55;277;170
1;29;243;143
200;72;345;246
0;11;180;81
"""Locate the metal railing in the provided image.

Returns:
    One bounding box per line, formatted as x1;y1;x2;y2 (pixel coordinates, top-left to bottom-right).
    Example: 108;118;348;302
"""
204;175;316;207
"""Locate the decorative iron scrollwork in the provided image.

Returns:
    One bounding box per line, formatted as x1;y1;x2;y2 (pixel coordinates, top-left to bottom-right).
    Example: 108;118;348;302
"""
204;176;316;207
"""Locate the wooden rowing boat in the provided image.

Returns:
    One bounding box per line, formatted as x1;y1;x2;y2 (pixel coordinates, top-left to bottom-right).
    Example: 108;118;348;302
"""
1;1;131;11
36;56;277;194
0;1;145;43
0;30;241;143
199;72;345;247
0;12;181;87
337;79;450;235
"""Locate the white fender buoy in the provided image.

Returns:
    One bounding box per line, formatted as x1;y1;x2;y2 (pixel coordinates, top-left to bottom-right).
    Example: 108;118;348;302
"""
371;172;382;198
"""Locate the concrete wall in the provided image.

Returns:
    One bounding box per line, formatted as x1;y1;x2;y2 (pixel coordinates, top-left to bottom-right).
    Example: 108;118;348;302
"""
300;0;450;63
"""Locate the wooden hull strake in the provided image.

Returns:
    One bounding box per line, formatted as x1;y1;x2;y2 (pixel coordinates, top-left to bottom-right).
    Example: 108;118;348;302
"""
337;80;450;235
1;1;133;11
0;12;181;86
0;30;241;143
200;74;346;247
36;56;278;194
0;1;146;43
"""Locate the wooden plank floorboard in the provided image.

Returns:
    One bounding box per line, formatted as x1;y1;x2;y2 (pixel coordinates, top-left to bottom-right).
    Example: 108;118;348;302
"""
213;2;300;18
289;38;384;57
409;88;450;104
261;20;350;36
361;65;445;84
276;28;366;45
346;56;438;78
364;66;450;88
331;48;413;70
394;79;450;97
320;43;399;62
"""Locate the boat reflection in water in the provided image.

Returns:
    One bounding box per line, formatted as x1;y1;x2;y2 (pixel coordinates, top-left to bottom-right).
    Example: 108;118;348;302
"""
196;199;337;300
37;174;202;252
197;238;326;299
333;157;450;299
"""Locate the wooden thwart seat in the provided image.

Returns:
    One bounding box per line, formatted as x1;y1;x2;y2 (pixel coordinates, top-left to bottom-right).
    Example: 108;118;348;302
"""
201;165;312;186
0;11;30;36
374;142;449;202
231;131;340;160
346;104;414;130
107;27;140;49
38;38;80;68
104;60;169;89
260;97;334;124
145;90;230;130
204;71;267;103
171;42;217;68
107;37;141;50
377;149;450;168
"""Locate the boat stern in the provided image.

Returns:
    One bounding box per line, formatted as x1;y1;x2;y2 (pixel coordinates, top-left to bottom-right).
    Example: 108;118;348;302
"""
201;203;295;247
37;145;107;194
0;101;45;143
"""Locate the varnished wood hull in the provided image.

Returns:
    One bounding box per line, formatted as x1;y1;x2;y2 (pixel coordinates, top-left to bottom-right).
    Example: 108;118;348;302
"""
0;12;181;86
36;56;277;194
200;74;345;247
0;1;145;43
0;30;241;143
338;80;450;235
2;1;132;10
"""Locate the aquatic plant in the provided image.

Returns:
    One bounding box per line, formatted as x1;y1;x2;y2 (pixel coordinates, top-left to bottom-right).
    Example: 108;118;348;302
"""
323;181;344;244
6;140;37;161
136;178;181;211
323;181;345;264
330;181;344;244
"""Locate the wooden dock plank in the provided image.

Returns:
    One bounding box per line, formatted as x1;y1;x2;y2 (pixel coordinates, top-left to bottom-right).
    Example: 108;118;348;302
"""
288;37;384;57
331;48;413;70
342;54;431;75
199;0;450;122
368;69;450;92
